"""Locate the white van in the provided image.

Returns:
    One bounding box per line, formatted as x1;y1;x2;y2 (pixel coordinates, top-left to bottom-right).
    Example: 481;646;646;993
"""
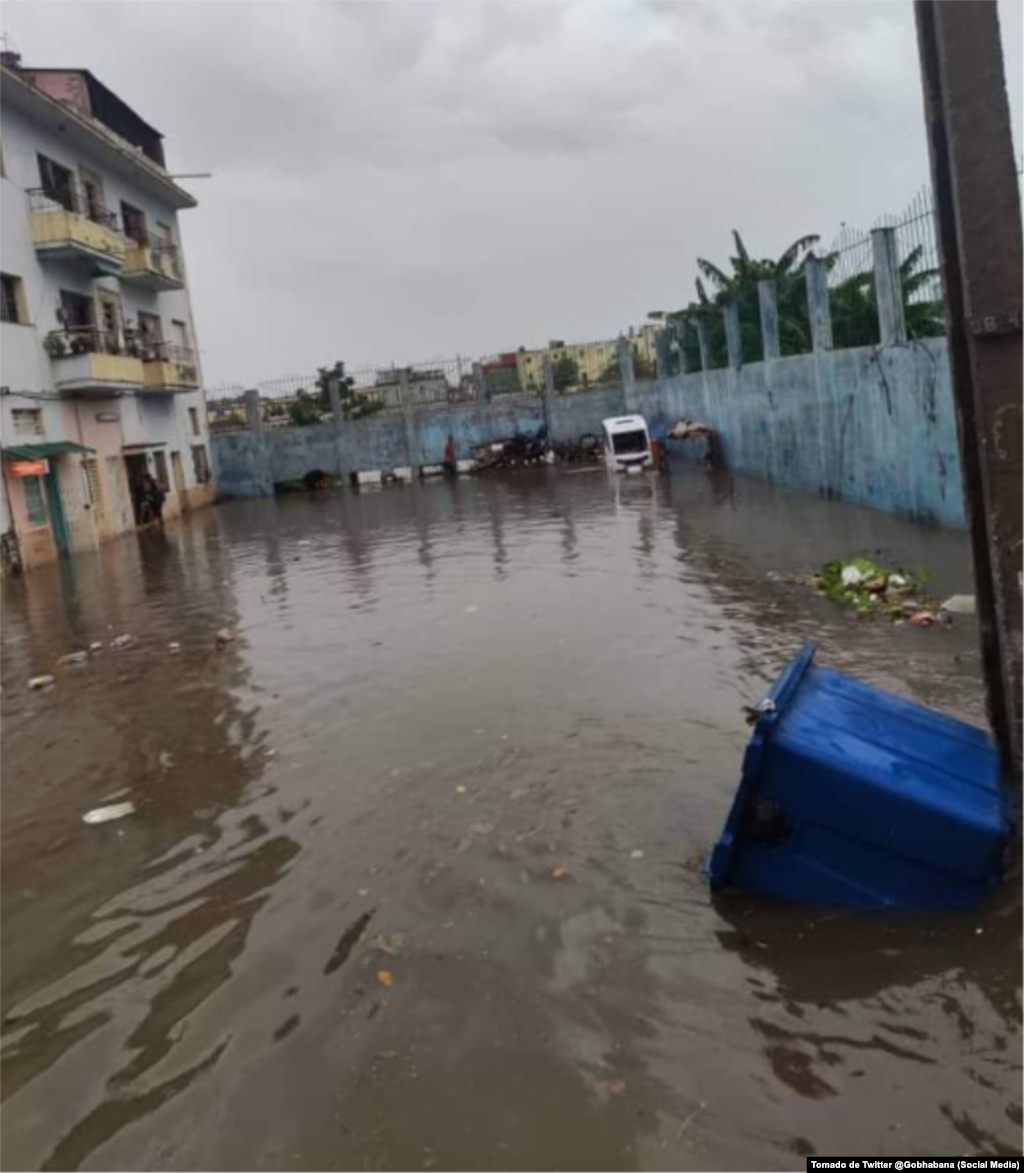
601;415;653;472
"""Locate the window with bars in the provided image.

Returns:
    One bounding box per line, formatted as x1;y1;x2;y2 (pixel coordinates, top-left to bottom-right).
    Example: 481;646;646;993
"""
1;273;25;324
23;476;47;526
12;409;43;438
81;459;103;513
191;443;211;485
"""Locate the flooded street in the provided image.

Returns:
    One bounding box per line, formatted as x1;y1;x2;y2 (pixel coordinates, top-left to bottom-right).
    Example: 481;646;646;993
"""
2;466;1020;1171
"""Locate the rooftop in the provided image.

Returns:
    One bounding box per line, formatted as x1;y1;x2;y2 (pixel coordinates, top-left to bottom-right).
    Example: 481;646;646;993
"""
0;54;196;211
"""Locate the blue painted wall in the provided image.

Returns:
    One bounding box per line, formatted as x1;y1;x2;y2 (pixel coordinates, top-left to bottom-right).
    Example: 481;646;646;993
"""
212;337;965;529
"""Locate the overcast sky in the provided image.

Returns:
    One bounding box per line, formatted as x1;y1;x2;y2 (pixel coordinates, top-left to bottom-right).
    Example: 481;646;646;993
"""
3;1;1022;386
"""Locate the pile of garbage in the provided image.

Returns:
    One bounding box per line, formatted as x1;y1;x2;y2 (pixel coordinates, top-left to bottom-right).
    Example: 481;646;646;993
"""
471;429;602;472
814;558;943;624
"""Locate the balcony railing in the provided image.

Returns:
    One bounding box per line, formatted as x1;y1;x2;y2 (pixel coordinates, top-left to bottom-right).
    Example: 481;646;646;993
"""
121;231;185;288
44;325;127;359
146;341;199;387
27;184;119;232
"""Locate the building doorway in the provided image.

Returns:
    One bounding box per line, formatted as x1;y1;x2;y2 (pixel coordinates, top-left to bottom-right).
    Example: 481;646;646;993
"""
124;452;150;526
43;466;70;555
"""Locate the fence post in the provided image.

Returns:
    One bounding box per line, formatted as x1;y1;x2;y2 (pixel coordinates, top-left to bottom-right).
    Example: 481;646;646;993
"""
473;362;488;406
244;388;262;433
805;256;834;351
872;227;907;346
616;336;636;393
758;279;781;360
695;316;712;371
399;368;420;471
326;371;343;427
676;322;692;375
723;303;743;370
543;355;557;398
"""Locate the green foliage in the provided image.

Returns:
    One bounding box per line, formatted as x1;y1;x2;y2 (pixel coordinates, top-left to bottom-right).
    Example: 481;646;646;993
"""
655;232;944;370
829;246;944;347
632;346;656;381
288;389;321;427
485;365;521;396
814;557;938;620
552;355;580;391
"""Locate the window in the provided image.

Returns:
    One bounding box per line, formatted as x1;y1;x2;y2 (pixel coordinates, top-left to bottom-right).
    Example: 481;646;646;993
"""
23;476;47;526
12;409;43;438
137;311;163;358
81;459;103;512
59;289;94;329
120;200;147;245
1;273;25;324
38;154;75;211
188;406;200;436
152;450;169;491
191;443;211;485
79;167;109;225
612;429;648;456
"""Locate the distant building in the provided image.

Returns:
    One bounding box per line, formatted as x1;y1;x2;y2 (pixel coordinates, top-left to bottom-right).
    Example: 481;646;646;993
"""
0;54;214;571
514;323;660;395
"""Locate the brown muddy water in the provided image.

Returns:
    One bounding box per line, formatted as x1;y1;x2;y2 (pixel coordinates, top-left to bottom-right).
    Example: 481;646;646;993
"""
1;467;1020;1171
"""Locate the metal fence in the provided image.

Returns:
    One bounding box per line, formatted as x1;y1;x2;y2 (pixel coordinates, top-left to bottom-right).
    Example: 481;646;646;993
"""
207;170;1022;431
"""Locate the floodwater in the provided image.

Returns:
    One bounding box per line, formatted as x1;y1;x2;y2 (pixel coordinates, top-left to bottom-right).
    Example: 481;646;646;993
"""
1;466;1019;1172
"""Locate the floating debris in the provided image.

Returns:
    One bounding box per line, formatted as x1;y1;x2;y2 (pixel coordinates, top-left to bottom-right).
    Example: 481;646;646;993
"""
630;849;645;860
215;628;235;650
89;641;104;653
82;801;136;825
550;865;570;881
168;642;182;654
109;634;135;650
454;785;468;795
28;675;55;691
941;594;976;616
376;969;394;988
814;559;939;622
909;611;939;627
58;651;88;666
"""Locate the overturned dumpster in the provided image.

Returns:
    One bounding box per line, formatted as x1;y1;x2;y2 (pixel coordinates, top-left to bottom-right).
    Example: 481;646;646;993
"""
707;643;1012;910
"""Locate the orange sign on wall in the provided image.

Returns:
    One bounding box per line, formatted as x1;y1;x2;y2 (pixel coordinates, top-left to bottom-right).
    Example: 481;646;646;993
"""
9;460;49;478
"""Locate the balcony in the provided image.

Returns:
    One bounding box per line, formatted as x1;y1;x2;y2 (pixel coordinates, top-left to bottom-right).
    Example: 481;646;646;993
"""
122;234;185;291
142;342;200;393
27;187;127;276
45;327;144;396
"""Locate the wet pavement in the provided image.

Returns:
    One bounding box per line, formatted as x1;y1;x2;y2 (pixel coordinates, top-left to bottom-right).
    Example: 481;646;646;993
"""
1;466;1020;1171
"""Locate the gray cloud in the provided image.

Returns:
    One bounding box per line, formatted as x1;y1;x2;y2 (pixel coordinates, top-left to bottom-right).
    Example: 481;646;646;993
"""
2;1;1021;385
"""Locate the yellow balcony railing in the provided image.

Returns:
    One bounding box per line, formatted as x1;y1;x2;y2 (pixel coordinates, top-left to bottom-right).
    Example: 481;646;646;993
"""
142;344;199;392
122;238;185;291
28;196;127;274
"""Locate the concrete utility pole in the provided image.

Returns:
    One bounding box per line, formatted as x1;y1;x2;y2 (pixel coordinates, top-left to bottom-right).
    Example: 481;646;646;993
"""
915;0;1023;784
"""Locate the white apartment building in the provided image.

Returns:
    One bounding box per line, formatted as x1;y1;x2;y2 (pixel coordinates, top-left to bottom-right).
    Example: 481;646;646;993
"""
0;54;215;571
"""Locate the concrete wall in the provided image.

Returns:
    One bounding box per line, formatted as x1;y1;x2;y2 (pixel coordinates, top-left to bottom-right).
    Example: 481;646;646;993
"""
629;337;964;528
213;337;965;530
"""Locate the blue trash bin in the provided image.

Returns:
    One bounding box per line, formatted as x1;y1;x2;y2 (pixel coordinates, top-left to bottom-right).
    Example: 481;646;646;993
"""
706;643;1012;909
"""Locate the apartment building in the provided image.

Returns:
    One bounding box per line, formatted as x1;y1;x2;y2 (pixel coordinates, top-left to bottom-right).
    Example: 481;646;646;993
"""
0;55;214;571
515;323;660;394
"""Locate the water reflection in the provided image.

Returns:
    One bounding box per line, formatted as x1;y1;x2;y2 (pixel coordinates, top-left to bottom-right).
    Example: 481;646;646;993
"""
1;469;1015;1170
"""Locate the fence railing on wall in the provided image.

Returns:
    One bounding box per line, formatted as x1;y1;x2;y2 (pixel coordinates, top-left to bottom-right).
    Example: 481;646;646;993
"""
211;173;1022;433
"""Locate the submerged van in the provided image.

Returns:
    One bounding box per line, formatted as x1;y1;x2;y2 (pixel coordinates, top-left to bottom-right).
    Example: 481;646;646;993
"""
601;415;652;472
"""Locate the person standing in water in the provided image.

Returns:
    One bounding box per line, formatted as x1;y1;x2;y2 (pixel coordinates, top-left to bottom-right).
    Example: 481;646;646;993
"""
443;434;457;476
